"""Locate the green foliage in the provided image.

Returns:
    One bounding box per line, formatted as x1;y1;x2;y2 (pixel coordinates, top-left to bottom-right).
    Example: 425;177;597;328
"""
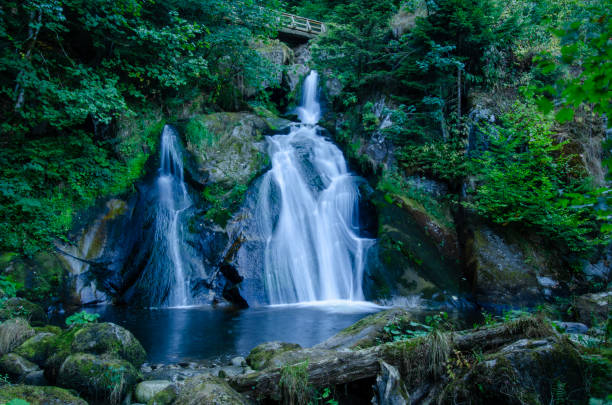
0;0;281;254
279;360;310;405
65;311;100;326
202;183;248;227
6;400;30;405
464;103;599;253
0;277;22;302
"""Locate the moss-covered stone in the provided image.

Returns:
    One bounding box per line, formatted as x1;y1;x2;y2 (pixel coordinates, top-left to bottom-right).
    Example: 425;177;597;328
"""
0;298;46;326
0;318;35;355
34;325;62;335
134;380;173;403
174;375;249;405
58;353;139;402
0;353;39;381
71;322;147;367
43;325;85;382
0;384;88;405
574;291;611;326
14;332;57;366
316;308;410;350
246;342;301;371
147;384;178;405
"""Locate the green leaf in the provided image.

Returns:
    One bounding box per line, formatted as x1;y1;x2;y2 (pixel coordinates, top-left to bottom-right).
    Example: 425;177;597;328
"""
555;108;574;123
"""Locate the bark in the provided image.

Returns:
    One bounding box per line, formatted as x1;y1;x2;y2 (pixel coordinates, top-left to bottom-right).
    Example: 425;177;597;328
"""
229;319;554;398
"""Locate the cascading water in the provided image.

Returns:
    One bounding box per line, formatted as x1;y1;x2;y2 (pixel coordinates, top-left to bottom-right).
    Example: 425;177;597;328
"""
257;71;373;304
136;125;191;307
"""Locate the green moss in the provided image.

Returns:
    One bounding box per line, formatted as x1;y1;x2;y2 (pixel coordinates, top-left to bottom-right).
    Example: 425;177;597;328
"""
246;342;301;371
148;385;178;405
33;325;62;335
0;385;87;405
13;332;57;366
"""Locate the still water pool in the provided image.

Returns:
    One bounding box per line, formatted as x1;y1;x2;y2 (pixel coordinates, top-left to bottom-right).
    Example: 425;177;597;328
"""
84;301;382;364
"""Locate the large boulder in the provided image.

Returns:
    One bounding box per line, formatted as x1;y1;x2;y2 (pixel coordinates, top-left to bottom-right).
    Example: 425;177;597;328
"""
0;298;46;326
365;178;463;302
134;380;174;403
0;385;88;405
440;338;592;404
0;353;40;382
58;353;139;402
14;332;57;366
183;112;269;187
71;322;147;367
0;318;35;355
246;342;301;371
174;375;250;405
316;308;410;350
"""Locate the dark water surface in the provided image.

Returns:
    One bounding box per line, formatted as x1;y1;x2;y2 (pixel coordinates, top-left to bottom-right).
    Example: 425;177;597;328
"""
85;302;382;364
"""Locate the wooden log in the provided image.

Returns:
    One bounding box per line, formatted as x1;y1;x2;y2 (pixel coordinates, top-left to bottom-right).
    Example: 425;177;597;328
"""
229;318;554;398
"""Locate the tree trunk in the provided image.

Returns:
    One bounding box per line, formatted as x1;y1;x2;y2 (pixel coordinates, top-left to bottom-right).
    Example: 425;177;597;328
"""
229;318;554;398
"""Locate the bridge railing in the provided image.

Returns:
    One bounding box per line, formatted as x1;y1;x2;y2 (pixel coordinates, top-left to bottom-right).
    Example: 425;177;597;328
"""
279;12;326;35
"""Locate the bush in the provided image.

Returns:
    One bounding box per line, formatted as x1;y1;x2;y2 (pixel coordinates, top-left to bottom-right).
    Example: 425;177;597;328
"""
65;311;100;326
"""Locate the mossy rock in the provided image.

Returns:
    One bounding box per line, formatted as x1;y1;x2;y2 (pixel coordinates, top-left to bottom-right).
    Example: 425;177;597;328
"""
0;318;35;355
42;325;85;383
34;325;62;335
58;353;139;402
134;380;173;403
0;384;88;405
71;322;147;367
573;291;611;326
0;353;39;381
246;342;301;371
316;308;410;350
174;375;249;405
148;384;178;405
0;298;46;326
14;332;57;366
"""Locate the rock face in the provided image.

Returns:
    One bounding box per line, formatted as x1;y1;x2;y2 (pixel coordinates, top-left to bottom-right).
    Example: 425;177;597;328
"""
574;291;611;326
365;181;463;303
465;223;567;308
174;375;250;405
58;353;139;401
0;385;87;405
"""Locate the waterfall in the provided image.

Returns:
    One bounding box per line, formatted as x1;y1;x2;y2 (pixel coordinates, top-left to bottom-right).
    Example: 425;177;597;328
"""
257;71;373;304
137;125;191;307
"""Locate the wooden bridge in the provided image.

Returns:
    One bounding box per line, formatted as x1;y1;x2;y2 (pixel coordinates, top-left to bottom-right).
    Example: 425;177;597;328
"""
278;12;326;40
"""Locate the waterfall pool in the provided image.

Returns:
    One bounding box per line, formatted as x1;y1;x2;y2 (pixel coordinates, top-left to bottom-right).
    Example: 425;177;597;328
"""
83;302;382;364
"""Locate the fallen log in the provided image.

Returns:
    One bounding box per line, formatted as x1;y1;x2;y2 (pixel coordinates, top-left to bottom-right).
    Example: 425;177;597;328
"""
229;317;555;398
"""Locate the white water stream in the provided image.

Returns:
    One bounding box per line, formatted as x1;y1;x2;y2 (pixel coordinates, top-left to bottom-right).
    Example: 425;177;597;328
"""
257;71;373;304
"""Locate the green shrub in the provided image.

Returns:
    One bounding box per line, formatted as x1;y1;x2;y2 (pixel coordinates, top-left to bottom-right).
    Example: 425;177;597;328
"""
65;311;100;326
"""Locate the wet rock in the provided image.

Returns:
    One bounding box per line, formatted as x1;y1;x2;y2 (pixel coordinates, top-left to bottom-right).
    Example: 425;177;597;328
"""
230;356;246;367
58;353;139;402
372;361;409;405
246;341;301;370
134;380;173;403
316;308;410;350
217;365;244;378
0;384;88;405
174;374;250;405
0;298;47;326
0;318;35;355
23;370;47;386
71;322;147;367
574;291;611;326
553;322;589;334
14;332;57;366
0;353;40;382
